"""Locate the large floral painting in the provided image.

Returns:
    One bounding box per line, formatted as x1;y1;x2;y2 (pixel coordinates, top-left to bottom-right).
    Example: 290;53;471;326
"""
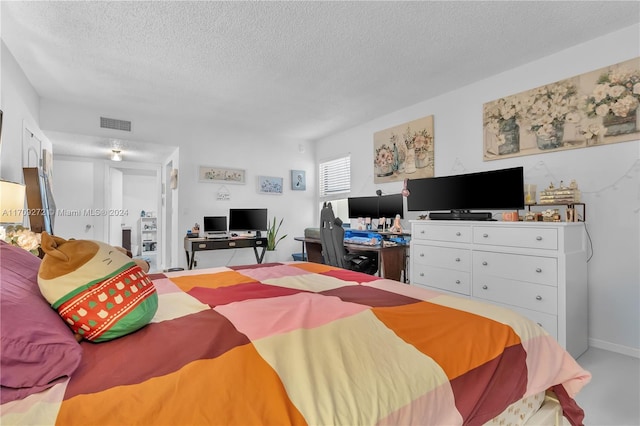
483;57;640;160
373;115;434;183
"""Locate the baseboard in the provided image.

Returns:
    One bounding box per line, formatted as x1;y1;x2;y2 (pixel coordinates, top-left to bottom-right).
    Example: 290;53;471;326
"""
588;338;640;358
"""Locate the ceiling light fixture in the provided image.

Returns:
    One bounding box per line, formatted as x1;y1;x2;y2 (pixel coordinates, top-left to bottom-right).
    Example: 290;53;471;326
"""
111;149;122;161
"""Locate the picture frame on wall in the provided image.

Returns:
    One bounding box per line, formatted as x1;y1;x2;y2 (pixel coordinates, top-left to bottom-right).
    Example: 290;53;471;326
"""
257;176;283;194
290;170;306;190
373;115;435;183
198;166;245;184
483;56;640;160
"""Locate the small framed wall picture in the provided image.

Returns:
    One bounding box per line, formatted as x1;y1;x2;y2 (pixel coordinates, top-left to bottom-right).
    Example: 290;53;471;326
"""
198;166;245;184
257;175;283;194
291;170;306;191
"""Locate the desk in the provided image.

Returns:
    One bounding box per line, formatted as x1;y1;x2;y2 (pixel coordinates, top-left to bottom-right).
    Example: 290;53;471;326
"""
184;237;267;270
294;236;408;282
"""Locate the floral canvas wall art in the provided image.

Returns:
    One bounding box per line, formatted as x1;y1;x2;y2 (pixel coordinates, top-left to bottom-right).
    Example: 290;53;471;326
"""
257;176;283;194
199;166;245;184
373;115;434;183
483;57;640;160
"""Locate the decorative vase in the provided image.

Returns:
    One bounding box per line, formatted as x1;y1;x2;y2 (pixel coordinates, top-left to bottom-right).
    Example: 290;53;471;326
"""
404;148;416;174
586;134;603;146
375;163;393;177
603;110;637;136
498;117;520;155
536;122;564;150
397;148;406;172
415;154;427;168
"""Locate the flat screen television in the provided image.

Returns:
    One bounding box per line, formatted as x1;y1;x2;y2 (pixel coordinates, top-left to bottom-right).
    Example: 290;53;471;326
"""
377;193;404;219
203;216;227;233
228;208;268;232
406;166;524;220
347;196;379;218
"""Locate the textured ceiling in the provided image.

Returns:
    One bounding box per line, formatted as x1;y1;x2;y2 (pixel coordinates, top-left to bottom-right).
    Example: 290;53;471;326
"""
2;1;639;162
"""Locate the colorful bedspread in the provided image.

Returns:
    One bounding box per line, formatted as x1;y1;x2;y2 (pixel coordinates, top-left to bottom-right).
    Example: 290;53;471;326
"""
2;262;590;425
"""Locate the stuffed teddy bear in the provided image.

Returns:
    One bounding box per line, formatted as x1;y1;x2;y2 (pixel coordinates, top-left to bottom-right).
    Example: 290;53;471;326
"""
37;232;158;342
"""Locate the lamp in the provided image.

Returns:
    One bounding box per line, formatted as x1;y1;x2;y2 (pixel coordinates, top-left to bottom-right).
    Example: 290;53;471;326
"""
0;180;26;224
111;150;122;161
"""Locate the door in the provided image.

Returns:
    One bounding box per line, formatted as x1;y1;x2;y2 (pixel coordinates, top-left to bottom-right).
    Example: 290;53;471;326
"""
51;159;96;240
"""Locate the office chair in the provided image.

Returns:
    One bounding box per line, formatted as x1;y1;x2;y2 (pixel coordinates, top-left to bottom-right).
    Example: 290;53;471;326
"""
319;202;378;275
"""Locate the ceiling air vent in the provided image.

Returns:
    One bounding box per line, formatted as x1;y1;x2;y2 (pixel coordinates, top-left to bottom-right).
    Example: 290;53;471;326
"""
100;116;131;132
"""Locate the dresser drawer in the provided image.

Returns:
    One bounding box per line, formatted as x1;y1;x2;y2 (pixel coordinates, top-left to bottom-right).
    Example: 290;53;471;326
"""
491;302;558;341
473;251;558;286
412;244;471;271
473;275;557;315
412;264;471;296
473;226;558;250
413;223;472;243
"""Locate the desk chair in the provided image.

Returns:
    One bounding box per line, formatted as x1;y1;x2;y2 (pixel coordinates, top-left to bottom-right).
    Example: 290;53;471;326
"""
319;202;378;275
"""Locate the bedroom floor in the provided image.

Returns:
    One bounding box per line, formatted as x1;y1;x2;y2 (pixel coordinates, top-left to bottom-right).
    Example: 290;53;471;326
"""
574;347;639;426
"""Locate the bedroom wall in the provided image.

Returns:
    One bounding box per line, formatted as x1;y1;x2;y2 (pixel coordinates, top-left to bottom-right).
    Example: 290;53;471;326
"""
0;42;40;182
315;24;640;356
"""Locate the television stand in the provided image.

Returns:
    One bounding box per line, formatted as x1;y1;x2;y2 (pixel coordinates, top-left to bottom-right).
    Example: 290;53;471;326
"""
429;211;493;221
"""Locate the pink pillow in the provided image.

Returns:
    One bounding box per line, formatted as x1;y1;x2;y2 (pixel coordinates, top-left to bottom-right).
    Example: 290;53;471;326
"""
0;241;82;403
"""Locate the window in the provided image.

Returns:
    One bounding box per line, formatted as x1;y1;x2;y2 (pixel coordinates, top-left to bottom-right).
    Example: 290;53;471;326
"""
319;154;350;198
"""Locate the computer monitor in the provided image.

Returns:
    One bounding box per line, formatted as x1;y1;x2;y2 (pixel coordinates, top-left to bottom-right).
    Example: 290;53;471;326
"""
228;208;268;232
203;216;227;233
377;193;404;219
347;196;379;218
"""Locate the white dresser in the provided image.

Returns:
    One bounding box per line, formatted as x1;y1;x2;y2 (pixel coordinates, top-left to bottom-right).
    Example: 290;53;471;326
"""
410;220;588;358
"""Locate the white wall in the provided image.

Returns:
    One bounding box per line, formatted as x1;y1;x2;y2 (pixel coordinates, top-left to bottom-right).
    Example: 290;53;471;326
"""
316;25;640;355
175;136;316;268
0;42;40;182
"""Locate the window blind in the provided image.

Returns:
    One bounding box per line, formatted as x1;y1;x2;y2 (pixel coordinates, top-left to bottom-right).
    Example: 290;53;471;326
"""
319;155;351;198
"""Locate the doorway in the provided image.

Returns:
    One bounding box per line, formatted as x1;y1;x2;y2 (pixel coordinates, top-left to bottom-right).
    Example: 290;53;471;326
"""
164;161;174;269
108;164;162;272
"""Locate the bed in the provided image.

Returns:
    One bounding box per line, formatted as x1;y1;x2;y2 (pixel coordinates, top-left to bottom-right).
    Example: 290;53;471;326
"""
0;240;590;425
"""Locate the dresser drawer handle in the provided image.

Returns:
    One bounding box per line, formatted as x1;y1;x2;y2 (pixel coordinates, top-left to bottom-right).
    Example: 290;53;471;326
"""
482;285;488;290
537;322;543;327
420;253;425;257
536;236;543;241
455;280;461;284
456;232;461;236
482;261;488;266
536;295;542;301
419;272;425;277
455;257;461;262
536;268;542;273
483;233;489;238
420;230;426;234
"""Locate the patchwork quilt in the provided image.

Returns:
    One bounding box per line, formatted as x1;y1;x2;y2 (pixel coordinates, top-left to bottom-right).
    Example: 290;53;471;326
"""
1;262;590;426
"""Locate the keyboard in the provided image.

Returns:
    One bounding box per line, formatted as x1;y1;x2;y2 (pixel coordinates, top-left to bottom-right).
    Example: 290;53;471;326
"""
344;236;381;246
206;233;228;239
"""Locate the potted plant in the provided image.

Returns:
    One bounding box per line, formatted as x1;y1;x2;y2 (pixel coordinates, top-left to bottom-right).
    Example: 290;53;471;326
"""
266;216;287;251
